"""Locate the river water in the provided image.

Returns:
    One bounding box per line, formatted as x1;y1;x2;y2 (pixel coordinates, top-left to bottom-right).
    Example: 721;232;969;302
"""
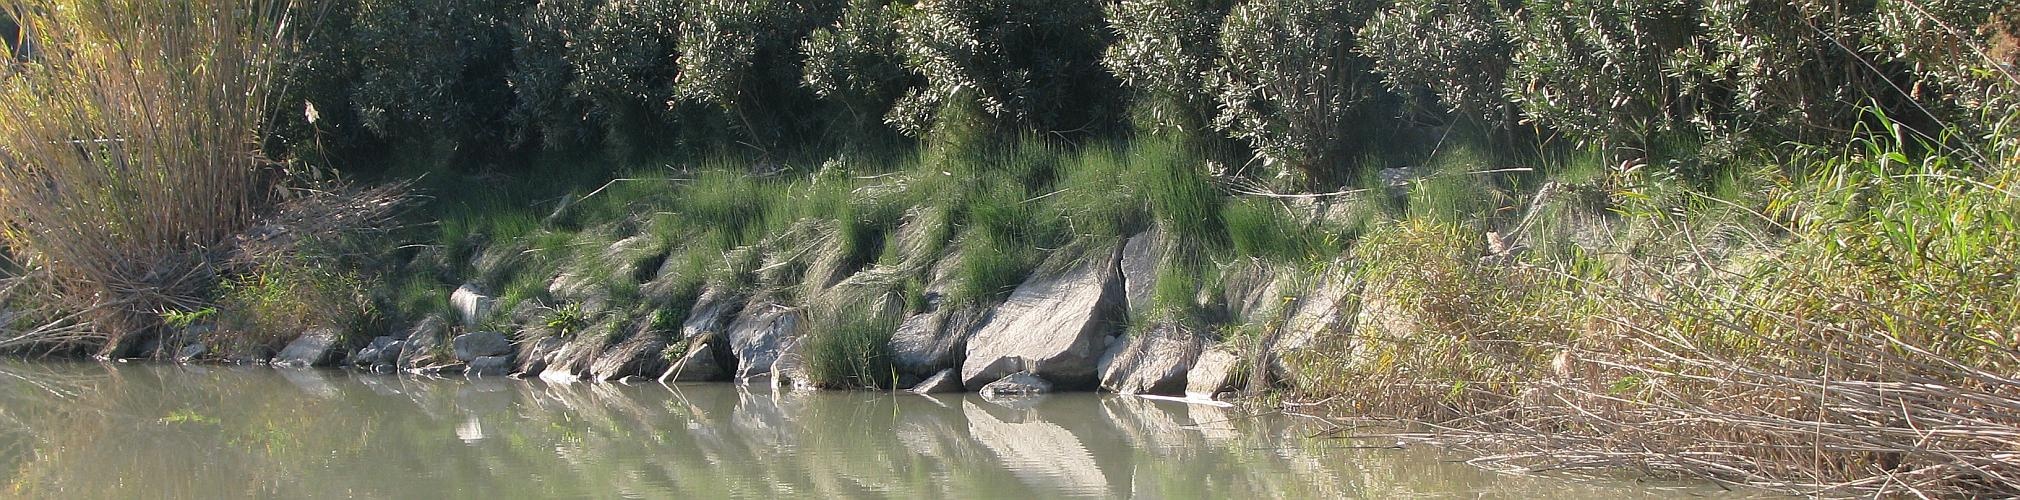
0;360;1732;498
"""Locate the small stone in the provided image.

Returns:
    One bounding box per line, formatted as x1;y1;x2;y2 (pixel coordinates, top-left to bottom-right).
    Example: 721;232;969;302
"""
909;368;964;394
174;342;207;364
451;284;494;327
452;331;512;362
979;372;1052;399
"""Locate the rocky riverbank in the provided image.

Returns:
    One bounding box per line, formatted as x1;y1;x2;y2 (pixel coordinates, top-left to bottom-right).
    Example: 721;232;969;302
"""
170;214;1363;402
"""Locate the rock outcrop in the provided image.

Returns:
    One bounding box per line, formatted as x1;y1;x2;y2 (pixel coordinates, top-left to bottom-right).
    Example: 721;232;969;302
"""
890;304;986;376
659;342;725;382
725;300;806;382
451;284;494;327
960;243;1128;389
1185;345;1242;400
1096;322;1202;395
1119;227;1164;317
452;331;512;362
272;327;344;368
589;327;670;381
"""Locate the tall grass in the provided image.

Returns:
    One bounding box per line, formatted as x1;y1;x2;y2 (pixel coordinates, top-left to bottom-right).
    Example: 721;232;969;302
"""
0;0;296;351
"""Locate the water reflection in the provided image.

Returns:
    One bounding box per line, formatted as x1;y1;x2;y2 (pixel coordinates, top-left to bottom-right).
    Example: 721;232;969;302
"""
0;361;1732;499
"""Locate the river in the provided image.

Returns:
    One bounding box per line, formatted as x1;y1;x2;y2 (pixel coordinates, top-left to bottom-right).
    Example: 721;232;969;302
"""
0;360;1737;498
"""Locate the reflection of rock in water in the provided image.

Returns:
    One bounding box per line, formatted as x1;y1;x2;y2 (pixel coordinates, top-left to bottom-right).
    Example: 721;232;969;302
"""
1100;395;1207;458
962;399;1112;497
456;415;485;442
276;368;338;399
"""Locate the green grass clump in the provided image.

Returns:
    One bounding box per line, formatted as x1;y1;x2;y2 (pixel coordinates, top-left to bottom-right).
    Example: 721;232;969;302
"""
804;309;900;389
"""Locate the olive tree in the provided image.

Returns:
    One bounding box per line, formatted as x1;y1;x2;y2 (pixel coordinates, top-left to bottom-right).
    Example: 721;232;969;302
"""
889;0;1117;136
674;0;842;148
800;0;913;129
1505;0;1701;152
508;0;596;150
1213;0;1380;186
1101;0;1232;134
1359;0;1516;123
348;0;527;149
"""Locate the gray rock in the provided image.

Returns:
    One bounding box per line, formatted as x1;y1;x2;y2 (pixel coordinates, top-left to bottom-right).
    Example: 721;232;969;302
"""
589;328;670;381
1097;322;1203;395
1119;227;1165;317
680;288;744;344
353;336;400;366
1218;259;1282;324
394;314;446;341
909;368;964;394
468;355;512;377
1269;263;1359;385
725;300;806;382
961;243;1127;389
979;372;1053;399
514;336;565;375
889;305;986;376
1185;345;1242;399
659;342;725;382
272;327;344;368
452;331;513;362
174;342;207;364
451;284;494;327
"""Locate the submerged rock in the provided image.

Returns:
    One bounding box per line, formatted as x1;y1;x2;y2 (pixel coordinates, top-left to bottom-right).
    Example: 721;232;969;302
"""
452;331;512;362
1096;322;1202;395
1185;345;1243;400
659;342;725;382
272;327;344;368
961;243;1127;389
978;372;1053;399
909;368;964;394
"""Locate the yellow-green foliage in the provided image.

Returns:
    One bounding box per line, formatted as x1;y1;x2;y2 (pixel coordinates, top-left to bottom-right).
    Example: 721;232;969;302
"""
0;0;293;344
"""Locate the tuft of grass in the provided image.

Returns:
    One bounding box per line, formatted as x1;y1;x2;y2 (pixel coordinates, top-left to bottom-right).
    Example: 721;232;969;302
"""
804;308;900;390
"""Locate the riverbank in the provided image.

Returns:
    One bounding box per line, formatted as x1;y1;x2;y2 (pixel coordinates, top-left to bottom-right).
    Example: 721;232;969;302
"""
104;120;2019;496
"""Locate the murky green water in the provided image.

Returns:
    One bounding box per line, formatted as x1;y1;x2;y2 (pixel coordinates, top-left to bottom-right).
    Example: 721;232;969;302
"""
0;361;1730;498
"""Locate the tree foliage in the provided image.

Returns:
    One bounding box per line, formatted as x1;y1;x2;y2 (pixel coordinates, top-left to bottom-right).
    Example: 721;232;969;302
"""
890;0;1118;136
1214;0;1381;186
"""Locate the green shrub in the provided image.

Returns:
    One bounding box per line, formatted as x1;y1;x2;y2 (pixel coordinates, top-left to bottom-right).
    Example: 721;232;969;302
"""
804;309;899;389
800;0;914;132
674;0;842;149
1359;0;1514;120
1213;0;1381;187
348;0;522;151
1101;0;1232;134
891;0;1119;136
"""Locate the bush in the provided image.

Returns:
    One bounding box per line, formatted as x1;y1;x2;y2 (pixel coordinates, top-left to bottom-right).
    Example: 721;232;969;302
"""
569;0;685;158
0;0;293;351
804;308;899;389
801;0;914;133
1213;0;1381;187
508;0;596;151
1359;0;1514;121
674;0;842;149
1101;0;1232;134
348;0;523;152
891;0;1119;136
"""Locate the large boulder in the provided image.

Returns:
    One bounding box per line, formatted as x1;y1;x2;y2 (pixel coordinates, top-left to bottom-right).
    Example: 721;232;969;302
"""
889;304;986;376
589;327;670;381
272;327;344;368
680;288;744;345
1185;345;1243;400
1119;227;1164;317
450;284;494;327
659;342;726;382
1096;322;1203;395
352;336;402;367
451;331;512;362
960;243;1127;389
1217;259;1283;324
724;300;806;382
